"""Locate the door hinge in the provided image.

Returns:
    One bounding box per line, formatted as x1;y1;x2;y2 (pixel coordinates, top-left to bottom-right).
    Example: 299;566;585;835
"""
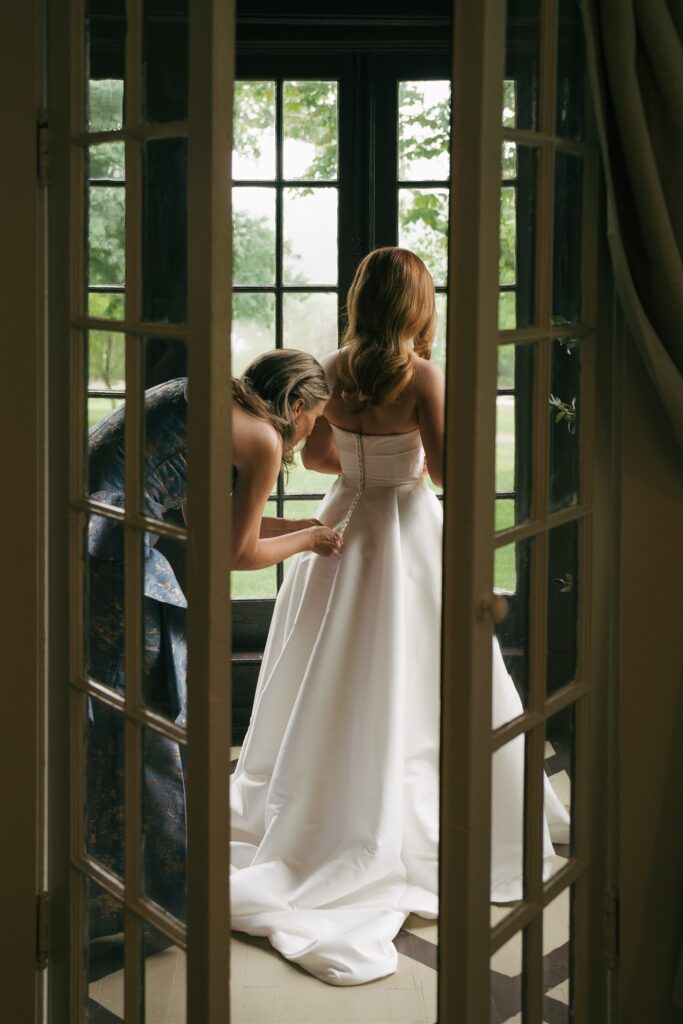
36;890;51;969
604;890;619;967
37;108;50;187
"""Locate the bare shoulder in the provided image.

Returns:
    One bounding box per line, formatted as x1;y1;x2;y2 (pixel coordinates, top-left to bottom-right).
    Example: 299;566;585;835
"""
412;355;445;395
233;404;282;470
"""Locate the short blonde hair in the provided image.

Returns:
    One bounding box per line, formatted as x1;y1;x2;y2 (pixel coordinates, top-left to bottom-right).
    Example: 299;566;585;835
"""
337;247;436;405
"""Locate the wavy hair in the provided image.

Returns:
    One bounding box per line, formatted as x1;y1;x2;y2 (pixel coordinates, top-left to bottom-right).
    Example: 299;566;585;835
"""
232;349;330;466
337;247;436;406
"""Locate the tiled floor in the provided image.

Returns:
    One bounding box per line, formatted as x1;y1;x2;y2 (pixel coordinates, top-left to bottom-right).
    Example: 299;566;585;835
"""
88;742;571;1024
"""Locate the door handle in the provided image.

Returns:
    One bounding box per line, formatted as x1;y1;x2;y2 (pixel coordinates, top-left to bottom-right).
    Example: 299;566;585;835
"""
477;592;509;623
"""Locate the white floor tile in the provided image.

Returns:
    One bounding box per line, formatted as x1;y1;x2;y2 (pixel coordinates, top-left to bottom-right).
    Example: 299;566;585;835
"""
547;979;570;1004
491;931;522;977
549;769;571;810
387;986;427;1023
402;914;438;946
242;985;279;1023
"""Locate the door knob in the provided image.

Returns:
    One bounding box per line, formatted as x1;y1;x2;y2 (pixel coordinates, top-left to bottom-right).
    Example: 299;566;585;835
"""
478;592;509;623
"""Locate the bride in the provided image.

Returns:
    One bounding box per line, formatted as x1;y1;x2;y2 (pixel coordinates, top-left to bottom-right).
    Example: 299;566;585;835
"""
229;247;568;986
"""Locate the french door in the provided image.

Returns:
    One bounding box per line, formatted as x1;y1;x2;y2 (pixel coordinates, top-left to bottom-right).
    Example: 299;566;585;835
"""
43;0;606;1021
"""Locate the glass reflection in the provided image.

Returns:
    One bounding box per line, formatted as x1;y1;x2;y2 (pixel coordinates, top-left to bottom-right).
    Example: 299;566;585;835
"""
550;338;581;511
231;292;276;378
553;151;583;325
283;291;338;358
283;187;338;285
283;80;338;180
544;704;574;878
556;0;585;140
494;538;531;712
398;187;449;286
398;80;451;181
142;138;188;323
232;187;277;287
547;519;579;694
143;0;188;124
233;80;276;181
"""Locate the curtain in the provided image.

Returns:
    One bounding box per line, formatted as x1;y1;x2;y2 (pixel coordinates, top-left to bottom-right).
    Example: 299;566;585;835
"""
582;0;683;449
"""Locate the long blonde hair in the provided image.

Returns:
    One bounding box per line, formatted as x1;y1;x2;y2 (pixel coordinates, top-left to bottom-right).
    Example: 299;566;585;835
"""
232;349;330;465
337;247;436;406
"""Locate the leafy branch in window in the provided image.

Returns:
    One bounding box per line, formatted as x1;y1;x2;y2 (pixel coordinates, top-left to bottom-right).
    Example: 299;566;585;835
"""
553;572;574;593
549;393;577;433
398;83;450;172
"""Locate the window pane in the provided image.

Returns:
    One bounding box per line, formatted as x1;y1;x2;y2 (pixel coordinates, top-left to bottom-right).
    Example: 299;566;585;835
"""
142;725;186;923
498;291;516;330
556;0;585;140
502;79;516;128
547;519;579;694
553;151;583;325
499;185;516;286
283;80;338;180
233;80;276;180
283;291;338;359
500;342;533;524
398;80;450;181
550;338;581;511
231;500;278;599
86;695;125;878
89;330;125;394
494;537;531;712
142;138;188;323
232;292;276;378
283;187;338;285
87;0;125;132
233;187;276;286
545;704;574;879
496;394;515;494
88;291;125;321
398;187;449;287
143;0;188;123
495;498;515;532
505;0;541;131
285;450;334;497
491;734;526;905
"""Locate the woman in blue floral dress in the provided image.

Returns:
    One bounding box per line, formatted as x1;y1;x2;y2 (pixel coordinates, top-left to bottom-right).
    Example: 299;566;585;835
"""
86;351;341;935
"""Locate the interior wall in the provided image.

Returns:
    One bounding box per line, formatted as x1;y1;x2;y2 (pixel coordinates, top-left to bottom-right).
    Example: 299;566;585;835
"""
617;326;683;1024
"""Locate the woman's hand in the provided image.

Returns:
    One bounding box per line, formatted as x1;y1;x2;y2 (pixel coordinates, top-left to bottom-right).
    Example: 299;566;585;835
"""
307;525;343;557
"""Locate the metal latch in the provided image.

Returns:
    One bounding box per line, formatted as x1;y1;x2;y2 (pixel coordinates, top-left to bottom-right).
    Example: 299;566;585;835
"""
36;890;51;969
37;109;50;187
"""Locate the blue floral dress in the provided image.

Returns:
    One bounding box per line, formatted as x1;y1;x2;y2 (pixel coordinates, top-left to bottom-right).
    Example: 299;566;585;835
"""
87;378;190;933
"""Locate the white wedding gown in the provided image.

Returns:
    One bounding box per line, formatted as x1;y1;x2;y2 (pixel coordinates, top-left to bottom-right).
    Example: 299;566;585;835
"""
230;425;569;985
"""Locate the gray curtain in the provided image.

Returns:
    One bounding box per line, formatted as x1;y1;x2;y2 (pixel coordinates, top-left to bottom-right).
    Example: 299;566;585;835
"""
582;0;683;449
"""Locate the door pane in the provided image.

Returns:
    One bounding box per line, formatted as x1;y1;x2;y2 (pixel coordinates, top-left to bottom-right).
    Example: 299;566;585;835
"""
432;292;448;373
87;0;125;132
143;0;188;123
556;0;585;140
491;734;526;905
499;145;537;331
233;80;276;181
549;338;581;511
142;138;188;323
142;726;187;922
490;931;523;1022
543;887;572;1020
398;80;451;181
142;338;188;522
86;696;125;880
283;80;338;180
143;922;187;1022
553;151;583;325
547;519;579;694
87;877;125;1019
86;512;126;690
496;342;533;526
494;537;531;715
505;0;541;131
545;704;574;879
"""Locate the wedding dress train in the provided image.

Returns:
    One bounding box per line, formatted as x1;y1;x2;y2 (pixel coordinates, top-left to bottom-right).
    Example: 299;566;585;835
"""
230;425;569;985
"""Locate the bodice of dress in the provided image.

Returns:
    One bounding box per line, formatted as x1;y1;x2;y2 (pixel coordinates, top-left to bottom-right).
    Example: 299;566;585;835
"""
330;424;425;488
